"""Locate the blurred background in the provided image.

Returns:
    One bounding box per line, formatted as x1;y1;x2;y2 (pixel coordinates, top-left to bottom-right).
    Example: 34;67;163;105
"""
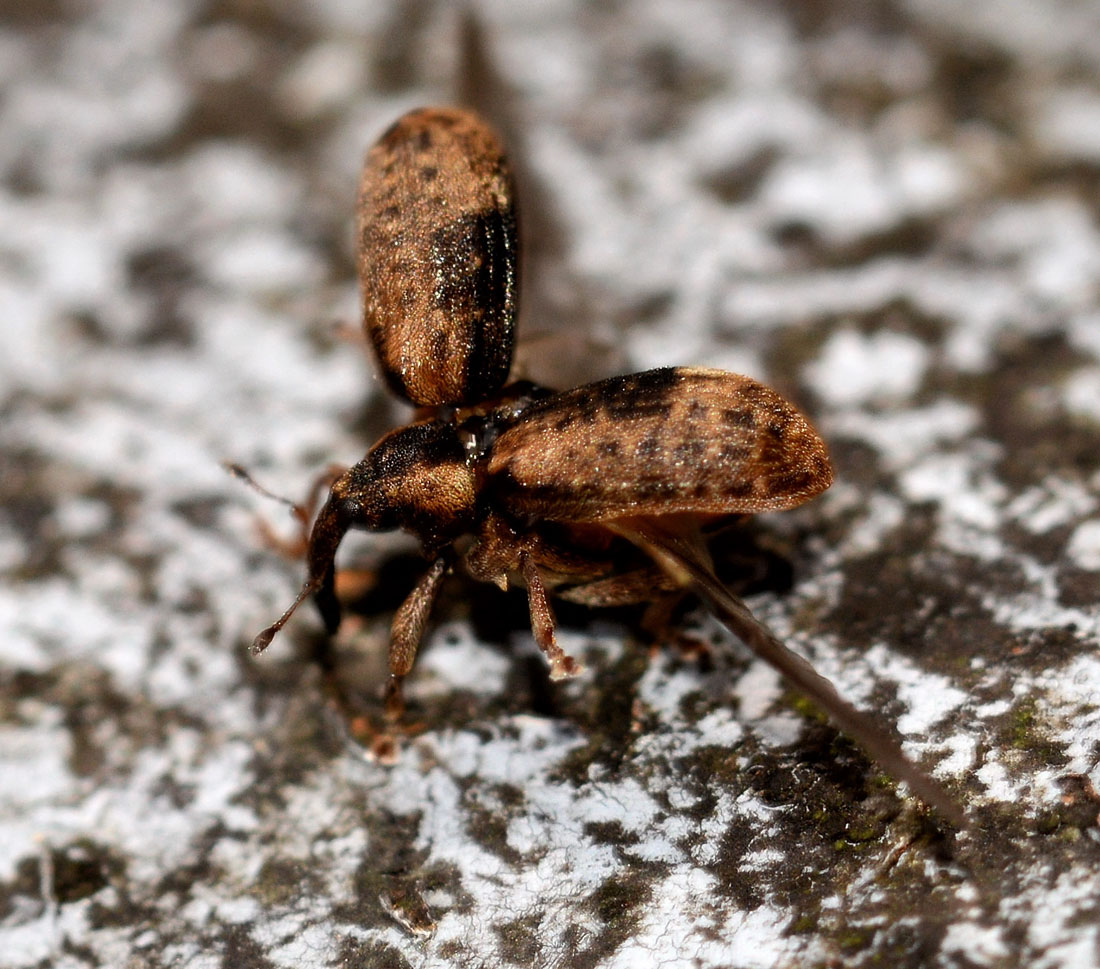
3;2;1100;967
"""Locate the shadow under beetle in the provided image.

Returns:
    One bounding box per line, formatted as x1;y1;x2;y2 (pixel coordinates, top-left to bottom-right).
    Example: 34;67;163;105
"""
250;107;963;827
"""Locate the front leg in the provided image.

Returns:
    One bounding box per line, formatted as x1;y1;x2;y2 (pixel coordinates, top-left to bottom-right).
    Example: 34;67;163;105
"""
385;556;448;719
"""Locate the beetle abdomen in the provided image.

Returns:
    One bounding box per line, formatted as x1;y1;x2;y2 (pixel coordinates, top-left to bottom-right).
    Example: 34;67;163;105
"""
358;107;518;407
487;367;833;522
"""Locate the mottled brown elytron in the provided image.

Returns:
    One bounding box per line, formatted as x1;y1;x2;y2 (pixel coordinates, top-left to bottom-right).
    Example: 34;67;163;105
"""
358;108;517;406
487;369;832;522
253;106;962;825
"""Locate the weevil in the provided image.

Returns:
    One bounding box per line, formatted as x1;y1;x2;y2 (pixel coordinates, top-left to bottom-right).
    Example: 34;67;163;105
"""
250;106;963;826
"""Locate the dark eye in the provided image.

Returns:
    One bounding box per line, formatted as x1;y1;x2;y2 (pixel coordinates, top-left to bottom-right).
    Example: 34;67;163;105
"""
337;497;361;521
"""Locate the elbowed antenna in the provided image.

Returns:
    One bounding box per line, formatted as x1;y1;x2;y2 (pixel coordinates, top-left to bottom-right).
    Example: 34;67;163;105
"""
251;497;350;654
250;577;322;655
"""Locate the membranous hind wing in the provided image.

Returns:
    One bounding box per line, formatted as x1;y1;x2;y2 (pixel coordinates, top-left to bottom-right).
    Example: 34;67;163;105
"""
487;367;833;523
611;518;964;827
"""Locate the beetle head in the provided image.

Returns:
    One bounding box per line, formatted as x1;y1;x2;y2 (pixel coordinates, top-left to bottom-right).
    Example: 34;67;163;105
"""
251;421;478;654
329;420;479;549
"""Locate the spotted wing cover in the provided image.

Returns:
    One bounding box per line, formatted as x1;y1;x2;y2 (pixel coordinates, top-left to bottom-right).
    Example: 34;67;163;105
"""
487;367;833;522
358;107;518;407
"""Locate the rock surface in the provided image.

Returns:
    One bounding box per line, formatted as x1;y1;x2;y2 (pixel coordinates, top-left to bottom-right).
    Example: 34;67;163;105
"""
3;1;1100;966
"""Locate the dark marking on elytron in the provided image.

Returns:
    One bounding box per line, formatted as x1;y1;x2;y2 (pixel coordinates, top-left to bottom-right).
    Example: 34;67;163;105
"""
551;389;601;427
776;469;816;494
717;443;752;465
605;371;681;420
672;440;708;463
427;112;461;131
430;328;448;363
724;479;756;499
722;408;757;429
379;117;405;144
514;368;688;432
429;210;513;325
634;477;681;500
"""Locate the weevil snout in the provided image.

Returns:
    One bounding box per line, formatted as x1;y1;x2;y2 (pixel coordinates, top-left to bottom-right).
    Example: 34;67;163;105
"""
253;421;482;653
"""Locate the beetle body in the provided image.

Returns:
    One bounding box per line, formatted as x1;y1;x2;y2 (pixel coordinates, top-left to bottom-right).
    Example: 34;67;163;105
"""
259;360;832;682
487;367;832;521
249;106;963;825
255;104;832;678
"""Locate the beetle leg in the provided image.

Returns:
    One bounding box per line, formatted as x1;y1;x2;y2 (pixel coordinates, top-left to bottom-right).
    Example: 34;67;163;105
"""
555;564;678;607
385;556;449;720
464;512;521;590
227;461;346;559
520;551;582;680
556;572;706;660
